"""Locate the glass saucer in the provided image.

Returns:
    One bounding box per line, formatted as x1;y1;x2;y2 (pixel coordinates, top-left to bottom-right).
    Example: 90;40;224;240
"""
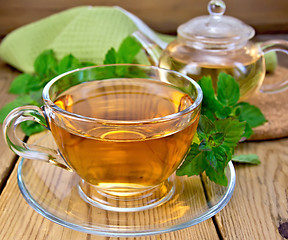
17;134;236;237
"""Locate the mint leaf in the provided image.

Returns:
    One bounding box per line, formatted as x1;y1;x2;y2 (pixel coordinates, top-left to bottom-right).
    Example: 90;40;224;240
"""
217;72;240;106
198;132;225;151
9;74;41;94
28;89;43;103
206;165;228;186
20;121;46;136
197;115;216;139
215;106;232;119
57;54;80;74
209;133;225;147
206;150;218;169
198;76;223;115
176;144;208;176
34;49;57;77
211;146;229;167
214;118;246;148
237;102;267;128
201;108;216;121
103;37;141;65
242;123;254;139
0;95;38;122
232;154;261;164
117;36;141;63
103;48;117;64
198;76;216;100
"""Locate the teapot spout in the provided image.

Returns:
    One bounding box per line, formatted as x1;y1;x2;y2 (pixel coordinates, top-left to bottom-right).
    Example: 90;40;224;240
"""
132;30;166;66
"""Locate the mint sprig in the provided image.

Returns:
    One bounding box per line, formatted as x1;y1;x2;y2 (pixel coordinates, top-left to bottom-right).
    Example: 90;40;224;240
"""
103;36;141;64
177;116;246;186
0;36;140;136
177;72;267;186
0;50;95;135
199;72;267;139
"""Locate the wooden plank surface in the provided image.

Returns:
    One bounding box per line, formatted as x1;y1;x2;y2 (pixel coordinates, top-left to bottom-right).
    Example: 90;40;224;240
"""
211;139;288;239
1;133;288;239
0;33;288;239
0;60;22;190
0;0;288;37
0;132;220;240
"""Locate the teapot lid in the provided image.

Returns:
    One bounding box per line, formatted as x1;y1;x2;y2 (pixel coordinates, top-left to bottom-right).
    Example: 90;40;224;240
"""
177;0;255;48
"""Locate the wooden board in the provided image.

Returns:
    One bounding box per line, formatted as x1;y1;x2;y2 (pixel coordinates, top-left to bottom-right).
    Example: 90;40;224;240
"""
212;138;288;239
0;0;288;37
1;132;287;239
0;60;23;190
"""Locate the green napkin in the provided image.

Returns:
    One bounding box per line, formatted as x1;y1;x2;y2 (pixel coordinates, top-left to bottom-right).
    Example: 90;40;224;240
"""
0;6;276;74
0;6;173;73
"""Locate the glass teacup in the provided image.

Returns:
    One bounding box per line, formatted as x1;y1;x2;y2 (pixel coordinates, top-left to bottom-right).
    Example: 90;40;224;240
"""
3;64;202;212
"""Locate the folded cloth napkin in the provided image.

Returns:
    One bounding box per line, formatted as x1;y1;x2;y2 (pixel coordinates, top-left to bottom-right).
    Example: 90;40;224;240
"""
0;6;173;73
0;6;276;74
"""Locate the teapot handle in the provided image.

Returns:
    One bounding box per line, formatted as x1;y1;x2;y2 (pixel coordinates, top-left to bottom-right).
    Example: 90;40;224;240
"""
132;30;164;66
260;40;288;93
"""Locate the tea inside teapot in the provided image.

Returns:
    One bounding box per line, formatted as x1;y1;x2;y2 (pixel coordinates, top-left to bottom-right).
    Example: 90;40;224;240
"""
159;40;265;100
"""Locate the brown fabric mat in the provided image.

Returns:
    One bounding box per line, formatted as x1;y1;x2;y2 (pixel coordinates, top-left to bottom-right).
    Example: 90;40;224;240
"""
248;66;288;140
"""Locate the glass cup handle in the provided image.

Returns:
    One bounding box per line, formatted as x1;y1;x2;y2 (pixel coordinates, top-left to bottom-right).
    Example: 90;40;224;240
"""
260;40;288;93
3;105;72;171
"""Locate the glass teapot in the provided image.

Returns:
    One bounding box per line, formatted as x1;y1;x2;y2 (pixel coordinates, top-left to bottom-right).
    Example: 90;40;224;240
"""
133;0;288;100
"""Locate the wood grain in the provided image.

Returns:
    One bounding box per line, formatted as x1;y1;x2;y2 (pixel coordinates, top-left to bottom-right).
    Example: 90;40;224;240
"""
211;139;288;239
0;0;288;37
0;132;220;240
0;60;22;190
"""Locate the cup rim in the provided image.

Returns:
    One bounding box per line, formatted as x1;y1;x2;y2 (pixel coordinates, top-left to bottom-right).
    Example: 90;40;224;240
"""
43;64;203;125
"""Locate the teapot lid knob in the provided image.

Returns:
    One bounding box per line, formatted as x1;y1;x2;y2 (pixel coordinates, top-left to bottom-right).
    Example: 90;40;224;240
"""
208;0;226;16
177;0;255;47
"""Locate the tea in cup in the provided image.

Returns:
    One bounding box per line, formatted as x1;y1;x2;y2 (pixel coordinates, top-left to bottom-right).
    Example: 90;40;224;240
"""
3;64;202;211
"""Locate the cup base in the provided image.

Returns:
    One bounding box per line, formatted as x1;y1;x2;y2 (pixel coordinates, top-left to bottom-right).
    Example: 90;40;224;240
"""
77;175;177;212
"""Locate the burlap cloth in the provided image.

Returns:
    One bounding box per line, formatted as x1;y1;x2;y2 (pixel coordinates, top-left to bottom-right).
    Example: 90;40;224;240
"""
249;66;288;140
